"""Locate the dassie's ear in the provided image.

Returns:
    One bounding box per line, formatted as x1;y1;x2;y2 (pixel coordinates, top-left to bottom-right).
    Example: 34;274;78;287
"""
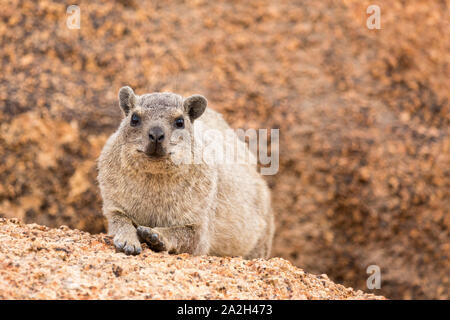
184;95;207;121
118;86;137;116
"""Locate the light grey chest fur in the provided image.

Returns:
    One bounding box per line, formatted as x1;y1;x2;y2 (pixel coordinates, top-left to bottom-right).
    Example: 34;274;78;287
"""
113;169;218;228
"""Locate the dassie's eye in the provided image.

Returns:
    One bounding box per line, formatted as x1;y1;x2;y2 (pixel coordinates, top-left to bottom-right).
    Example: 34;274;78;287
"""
174;117;184;129
130;113;141;127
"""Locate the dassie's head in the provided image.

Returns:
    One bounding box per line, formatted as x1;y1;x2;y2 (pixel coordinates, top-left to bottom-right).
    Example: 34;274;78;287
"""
116;86;207;173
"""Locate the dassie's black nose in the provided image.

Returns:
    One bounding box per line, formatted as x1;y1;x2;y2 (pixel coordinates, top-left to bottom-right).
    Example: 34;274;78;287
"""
149;127;165;143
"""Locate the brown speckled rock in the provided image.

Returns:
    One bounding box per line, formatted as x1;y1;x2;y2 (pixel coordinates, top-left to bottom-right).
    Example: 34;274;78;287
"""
0;0;448;299
0;219;384;300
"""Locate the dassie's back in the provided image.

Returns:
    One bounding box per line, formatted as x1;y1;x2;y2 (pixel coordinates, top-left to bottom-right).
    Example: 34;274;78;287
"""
198;107;232;132
194;108;273;258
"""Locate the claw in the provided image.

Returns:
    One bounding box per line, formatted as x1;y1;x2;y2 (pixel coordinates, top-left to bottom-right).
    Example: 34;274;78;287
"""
113;234;142;255
114;238;125;250
150;233;159;243
137;226;166;252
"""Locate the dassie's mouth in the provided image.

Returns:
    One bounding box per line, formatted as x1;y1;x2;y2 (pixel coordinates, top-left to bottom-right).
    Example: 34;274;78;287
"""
136;149;173;161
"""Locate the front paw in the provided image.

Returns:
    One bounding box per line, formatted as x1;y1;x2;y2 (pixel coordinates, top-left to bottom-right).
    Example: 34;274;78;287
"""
113;231;142;255
137;226;167;252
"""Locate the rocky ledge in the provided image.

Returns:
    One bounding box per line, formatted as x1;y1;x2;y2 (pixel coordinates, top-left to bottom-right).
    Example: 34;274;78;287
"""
0;218;384;299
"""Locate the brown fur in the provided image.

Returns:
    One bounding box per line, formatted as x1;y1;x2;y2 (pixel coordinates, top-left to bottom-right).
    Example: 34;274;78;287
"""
97;87;274;258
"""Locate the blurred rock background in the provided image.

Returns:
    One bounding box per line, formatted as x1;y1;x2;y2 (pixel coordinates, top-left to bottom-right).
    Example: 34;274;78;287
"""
0;0;448;299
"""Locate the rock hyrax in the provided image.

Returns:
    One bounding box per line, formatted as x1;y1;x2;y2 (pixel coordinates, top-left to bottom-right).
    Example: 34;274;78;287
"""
97;86;274;258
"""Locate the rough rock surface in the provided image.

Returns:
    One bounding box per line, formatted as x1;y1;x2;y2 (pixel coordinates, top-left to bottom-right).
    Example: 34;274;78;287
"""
0;0;448;299
0;219;384;300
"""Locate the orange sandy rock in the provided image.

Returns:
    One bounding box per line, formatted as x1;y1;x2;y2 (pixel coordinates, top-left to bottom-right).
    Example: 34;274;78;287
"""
0;218;384;300
0;0;448;299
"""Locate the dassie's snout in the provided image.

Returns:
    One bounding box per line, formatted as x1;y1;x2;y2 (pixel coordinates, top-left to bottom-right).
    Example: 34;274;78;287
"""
145;126;166;158
149;126;165;143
